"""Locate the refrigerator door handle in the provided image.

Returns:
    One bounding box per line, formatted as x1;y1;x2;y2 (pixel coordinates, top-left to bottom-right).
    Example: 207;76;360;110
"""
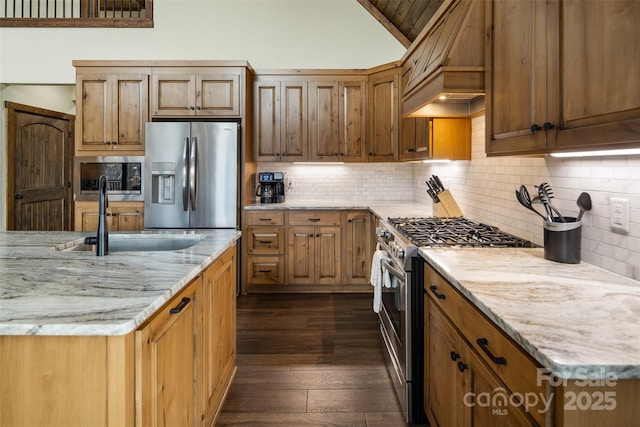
182;137;189;211
189;136;198;210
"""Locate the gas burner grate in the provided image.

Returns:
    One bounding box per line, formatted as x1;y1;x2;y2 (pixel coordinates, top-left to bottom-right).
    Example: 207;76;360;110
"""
388;217;536;248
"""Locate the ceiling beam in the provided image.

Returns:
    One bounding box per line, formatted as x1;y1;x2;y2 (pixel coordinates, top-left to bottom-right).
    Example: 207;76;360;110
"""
355;0;412;48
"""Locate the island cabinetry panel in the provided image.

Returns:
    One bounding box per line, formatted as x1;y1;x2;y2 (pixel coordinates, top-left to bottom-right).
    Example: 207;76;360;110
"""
200;246;237;427
136;277;198;427
150;67;242;117
74;201;144;232
424;263;544;426
486;0;640;156
75;67;149;154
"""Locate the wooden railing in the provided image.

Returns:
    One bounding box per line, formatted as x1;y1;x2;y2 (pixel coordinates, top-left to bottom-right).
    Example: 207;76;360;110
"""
1;0;152;27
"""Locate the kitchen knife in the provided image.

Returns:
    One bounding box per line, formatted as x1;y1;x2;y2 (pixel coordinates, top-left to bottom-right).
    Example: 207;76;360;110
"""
425;179;437;195
427;188;440;203
433;175;445;192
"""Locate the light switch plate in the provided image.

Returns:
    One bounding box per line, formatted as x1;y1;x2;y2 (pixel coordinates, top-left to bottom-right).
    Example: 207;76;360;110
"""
610;197;629;234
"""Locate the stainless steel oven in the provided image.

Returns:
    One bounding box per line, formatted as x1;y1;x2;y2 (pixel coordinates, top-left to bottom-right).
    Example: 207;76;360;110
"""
74;156;144;201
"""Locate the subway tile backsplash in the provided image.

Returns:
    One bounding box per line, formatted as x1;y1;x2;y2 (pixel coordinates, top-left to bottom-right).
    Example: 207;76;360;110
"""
256;116;640;280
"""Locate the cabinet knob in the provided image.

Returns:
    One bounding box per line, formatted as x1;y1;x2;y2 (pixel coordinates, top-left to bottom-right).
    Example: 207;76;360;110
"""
105;141;112;145
543;122;555;131
189;106;195;110
457;361;468;372
112;141;117;145
369;152;374;156
316;233;320;238
14;194;23;199
309;233;314;238
196;106;201;111
530;124;542;133
450;351;460;361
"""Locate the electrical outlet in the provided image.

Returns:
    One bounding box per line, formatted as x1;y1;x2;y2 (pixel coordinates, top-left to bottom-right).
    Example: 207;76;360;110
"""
610;197;630;234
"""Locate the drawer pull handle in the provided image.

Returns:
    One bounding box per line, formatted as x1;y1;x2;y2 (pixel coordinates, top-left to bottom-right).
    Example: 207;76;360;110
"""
258;269;273;273
457;361;468;372
169;297;191;314
308;218;321;222
450;351;460;361
258;240;273;244
477;338;507;365
429;285;446;299
259;218;273;221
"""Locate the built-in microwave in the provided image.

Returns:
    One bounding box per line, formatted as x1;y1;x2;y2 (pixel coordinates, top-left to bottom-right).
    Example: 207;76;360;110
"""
74;156;144;201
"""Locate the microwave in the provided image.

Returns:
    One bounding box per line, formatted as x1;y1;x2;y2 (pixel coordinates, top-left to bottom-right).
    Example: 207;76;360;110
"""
74;156;144;201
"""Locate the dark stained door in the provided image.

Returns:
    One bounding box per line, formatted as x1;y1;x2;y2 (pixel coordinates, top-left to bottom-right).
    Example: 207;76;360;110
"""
6;102;74;231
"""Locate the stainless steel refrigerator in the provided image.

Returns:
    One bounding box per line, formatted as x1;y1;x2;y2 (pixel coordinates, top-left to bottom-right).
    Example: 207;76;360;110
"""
144;121;239;229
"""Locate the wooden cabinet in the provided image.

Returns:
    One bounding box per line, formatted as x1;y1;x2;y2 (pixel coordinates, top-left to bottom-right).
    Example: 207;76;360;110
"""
136;278;198;427
308;79;367;162
342;211;372;285
401;117;471;161
150;67;242;117
287;211;341;285
401;117;430;160
368;67;399;161
75;68;149;153
486;0;640;156
74;201;144;232
253;80;308;161
200;246;237;427
245;211;286;286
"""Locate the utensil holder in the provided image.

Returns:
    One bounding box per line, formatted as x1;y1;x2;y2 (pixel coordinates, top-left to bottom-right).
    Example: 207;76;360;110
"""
543;217;581;264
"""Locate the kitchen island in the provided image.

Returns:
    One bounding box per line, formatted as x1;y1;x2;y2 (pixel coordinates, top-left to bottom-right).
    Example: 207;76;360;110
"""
420;247;640;426
0;229;240;427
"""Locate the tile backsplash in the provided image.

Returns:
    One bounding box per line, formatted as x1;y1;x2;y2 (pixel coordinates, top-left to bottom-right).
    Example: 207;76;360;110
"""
256;116;640;280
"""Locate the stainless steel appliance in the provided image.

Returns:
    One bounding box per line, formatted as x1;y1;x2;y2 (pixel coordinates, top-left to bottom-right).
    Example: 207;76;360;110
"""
374;216;536;424
74;156;143;201
144;122;239;229
256;171;285;204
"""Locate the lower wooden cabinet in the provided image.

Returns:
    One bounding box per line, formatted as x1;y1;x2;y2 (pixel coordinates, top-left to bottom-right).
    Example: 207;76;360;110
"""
343;211;372;285
0;246;237;427
74;201;144;232
287;225;341;285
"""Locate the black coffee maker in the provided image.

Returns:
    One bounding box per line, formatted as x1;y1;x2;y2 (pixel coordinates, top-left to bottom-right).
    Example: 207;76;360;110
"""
256;172;285;203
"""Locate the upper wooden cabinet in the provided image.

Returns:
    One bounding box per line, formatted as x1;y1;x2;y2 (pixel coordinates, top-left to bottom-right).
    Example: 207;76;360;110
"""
368;67;399;162
75;68;149;153
486;0;640;156
150;67;242;117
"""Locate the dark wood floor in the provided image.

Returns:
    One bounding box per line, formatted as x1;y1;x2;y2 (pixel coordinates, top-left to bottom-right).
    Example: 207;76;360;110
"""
216;293;412;426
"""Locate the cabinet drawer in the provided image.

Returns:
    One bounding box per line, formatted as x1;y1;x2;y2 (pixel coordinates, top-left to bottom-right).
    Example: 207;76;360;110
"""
288;211;341;226
424;263;466;328
247;227;285;255
247;256;285;285
245;211;285;226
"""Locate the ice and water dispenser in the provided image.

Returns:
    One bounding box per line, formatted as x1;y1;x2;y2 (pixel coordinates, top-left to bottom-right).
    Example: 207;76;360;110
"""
150;162;177;205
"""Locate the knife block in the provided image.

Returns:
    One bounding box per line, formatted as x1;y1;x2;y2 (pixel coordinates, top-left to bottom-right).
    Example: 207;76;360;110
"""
433;190;463;217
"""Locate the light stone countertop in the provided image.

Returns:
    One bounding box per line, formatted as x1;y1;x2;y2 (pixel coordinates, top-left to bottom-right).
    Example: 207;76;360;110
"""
0;229;240;336
420;247;640;379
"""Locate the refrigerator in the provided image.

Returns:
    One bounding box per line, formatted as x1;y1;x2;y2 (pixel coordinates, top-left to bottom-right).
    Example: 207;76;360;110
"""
144;121;239;229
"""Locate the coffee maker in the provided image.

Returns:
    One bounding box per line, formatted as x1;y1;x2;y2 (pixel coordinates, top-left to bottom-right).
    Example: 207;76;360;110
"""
256;172;285;204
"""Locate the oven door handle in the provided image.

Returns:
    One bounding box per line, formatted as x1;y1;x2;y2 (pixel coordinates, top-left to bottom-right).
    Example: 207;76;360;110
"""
381;259;405;281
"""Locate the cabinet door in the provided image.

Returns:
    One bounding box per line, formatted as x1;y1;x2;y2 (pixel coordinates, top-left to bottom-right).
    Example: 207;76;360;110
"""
315;226;341;285
554;0;640;151
308;81;340;161
253;81;281;161
401;117;430;161
432;118;471;160
196;71;240;116
339;81;367;162
287;226;314;284
111;74;148;151
151;73;197;116
280;81;308;161
136;280;198;427
76;74;111;151
201;247;236;427
485;0;550;155
426;305;469;427
113;204;144;231
368;69;399;161
343;211;371;285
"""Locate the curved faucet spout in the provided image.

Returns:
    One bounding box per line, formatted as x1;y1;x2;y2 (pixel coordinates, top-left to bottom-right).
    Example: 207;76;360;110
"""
96;175;109;256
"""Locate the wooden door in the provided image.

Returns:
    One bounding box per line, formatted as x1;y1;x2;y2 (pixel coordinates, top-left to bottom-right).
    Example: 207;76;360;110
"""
6;102;73;231
343;211;371;285
280;81;308;161
339;81;366;162
196;71;241;116
401;117;430;161
554;0;640;151
308;81;339;161
287;226;314;284
151;73;197;116
113;204;144;231
136;280;197;427
201;247;237;427
432;118;471;160
111;74;148;151
485;0;550;155
253;81;281;161
315;226;341;285
368;70;399;161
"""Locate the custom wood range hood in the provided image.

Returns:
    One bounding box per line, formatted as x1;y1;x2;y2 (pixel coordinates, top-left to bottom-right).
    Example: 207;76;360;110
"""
400;0;485;118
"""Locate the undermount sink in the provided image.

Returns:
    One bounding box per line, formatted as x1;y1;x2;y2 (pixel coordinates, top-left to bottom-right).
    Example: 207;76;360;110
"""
57;234;203;252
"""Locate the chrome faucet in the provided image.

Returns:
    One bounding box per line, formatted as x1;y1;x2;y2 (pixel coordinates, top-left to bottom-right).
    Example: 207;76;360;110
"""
96;175;109;256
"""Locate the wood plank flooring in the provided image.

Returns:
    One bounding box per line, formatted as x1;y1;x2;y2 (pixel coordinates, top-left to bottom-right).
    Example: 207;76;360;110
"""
216;293;414;426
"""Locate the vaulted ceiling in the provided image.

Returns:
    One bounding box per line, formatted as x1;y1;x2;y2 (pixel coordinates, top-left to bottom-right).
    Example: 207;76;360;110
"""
356;0;444;48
